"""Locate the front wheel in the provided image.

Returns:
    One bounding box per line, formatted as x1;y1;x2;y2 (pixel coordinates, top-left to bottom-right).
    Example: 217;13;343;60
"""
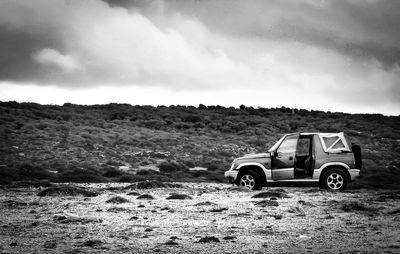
322;168;348;191
238;170;262;190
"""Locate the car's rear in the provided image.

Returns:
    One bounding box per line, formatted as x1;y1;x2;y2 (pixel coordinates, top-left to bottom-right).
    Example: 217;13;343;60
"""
350;143;362;180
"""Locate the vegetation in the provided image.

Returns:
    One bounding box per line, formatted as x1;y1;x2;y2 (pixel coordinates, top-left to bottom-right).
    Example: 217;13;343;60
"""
0;101;399;188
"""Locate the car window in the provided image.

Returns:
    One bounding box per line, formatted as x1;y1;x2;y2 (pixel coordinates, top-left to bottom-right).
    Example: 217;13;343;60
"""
331;139;345;149
296;138;310;156
322;136;338;148
319;132;350;152
277;135;298;154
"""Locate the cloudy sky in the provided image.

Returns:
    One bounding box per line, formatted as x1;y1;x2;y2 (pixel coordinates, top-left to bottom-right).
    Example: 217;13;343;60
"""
0;0;399;115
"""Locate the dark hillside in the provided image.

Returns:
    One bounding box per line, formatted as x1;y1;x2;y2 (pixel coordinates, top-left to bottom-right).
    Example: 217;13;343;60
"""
0;101;399;188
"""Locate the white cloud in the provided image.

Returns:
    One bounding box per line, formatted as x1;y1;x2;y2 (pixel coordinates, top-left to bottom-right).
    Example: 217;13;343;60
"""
32;48;81;73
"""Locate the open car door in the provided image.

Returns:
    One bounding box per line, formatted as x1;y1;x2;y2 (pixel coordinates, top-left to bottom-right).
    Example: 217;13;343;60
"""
271;134;298;180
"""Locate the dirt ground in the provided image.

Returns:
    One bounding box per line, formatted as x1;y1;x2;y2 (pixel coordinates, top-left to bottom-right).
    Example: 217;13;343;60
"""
1;182;400;254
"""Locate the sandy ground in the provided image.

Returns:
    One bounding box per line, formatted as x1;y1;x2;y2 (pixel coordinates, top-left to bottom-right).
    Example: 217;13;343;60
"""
1;182;400;254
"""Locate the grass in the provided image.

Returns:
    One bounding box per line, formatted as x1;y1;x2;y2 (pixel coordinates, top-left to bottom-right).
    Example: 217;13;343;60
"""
0;101;399;187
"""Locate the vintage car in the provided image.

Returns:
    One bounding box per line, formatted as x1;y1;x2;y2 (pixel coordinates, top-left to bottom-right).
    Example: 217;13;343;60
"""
225;132;361;191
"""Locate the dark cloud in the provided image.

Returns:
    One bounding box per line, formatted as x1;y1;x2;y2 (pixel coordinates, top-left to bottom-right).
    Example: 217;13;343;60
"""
106;0;400;68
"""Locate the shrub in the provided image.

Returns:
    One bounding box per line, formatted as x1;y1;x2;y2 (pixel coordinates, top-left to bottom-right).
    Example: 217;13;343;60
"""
38;185;99;197
158;161;181;173
102;168;124;177
136;169;162;176
17;164;55;180
57;168;108;183
340;201;378;212
0;166;20;184
117;174;146;183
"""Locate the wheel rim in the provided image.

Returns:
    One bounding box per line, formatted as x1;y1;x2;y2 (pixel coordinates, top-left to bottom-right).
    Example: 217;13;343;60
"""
326;173;343;190
240;174;255;189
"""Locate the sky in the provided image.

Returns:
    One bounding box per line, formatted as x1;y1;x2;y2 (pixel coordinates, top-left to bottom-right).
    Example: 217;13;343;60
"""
0;0;399;115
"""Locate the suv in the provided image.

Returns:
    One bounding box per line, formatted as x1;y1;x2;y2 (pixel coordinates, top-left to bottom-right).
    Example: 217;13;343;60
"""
225;132;361;191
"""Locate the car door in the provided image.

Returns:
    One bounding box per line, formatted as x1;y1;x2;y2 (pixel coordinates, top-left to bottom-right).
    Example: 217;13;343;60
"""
271;134;299;180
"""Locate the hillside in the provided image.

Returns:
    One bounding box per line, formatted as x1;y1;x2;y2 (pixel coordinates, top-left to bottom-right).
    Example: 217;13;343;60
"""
0;101;399;188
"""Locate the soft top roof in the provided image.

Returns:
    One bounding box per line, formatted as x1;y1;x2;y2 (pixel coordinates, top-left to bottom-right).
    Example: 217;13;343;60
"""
299;132;351;153
271;132;351;153
317;132;351;153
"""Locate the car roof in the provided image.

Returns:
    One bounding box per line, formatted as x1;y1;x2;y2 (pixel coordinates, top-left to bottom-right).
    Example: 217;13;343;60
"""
287;132;344;136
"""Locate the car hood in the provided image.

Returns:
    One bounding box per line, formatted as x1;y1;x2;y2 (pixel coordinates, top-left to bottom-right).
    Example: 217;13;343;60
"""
237;153;270;160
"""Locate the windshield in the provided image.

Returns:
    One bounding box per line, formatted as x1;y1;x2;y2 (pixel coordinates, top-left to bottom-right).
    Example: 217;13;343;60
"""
268;135;287;152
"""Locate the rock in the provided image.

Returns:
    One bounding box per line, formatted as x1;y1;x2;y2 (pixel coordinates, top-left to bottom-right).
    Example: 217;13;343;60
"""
64;248;80;254
107;207;132;213
273;214;283;220
129;216;139;220
82;239;102;247
53;214;102;224
43;239;57;249
197;236;220;243
222;235;236;240
3;200;28;208
144;228;153;232
194;201;217;206
106;196;130;203
165;239;179;245
166;194;192;200
137;194;155;200
29;210;37;214
255;200;279;207
138;204;145;208
270;197;277;201
252;191;290;199
298;200;315;207
125;180;182;190
9;242;18;247
287;206;306;216
127;191;141;196
299;235;311;240
31;221;39;227
209;207;228;212
38;185;99;197
226;186;252;192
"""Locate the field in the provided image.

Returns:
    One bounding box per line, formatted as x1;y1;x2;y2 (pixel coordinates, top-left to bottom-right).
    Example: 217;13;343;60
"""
1;101;400;253
1;182;400;253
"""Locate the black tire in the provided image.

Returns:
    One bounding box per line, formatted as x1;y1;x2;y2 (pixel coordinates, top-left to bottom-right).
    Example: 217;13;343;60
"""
237;170;262;190
322;168;348;191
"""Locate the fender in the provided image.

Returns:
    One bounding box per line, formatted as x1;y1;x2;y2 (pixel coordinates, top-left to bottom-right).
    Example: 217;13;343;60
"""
314;162;350;180
236;162;270;180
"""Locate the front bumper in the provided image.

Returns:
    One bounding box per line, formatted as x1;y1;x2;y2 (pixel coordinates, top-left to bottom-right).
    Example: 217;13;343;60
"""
224;170;239;183
348;169;360;181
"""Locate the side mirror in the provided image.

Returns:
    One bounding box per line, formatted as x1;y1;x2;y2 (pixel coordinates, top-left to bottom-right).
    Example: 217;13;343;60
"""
270;151;277;157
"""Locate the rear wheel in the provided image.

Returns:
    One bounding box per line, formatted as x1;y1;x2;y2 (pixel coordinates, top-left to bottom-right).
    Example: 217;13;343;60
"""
238;170;262;190
322;168;348;191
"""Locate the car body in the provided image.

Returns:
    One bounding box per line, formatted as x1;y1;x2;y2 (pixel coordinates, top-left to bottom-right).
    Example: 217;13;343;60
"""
225;132;361;191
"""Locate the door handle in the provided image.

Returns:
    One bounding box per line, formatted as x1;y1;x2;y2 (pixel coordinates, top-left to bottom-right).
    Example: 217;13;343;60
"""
289;156;293;160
